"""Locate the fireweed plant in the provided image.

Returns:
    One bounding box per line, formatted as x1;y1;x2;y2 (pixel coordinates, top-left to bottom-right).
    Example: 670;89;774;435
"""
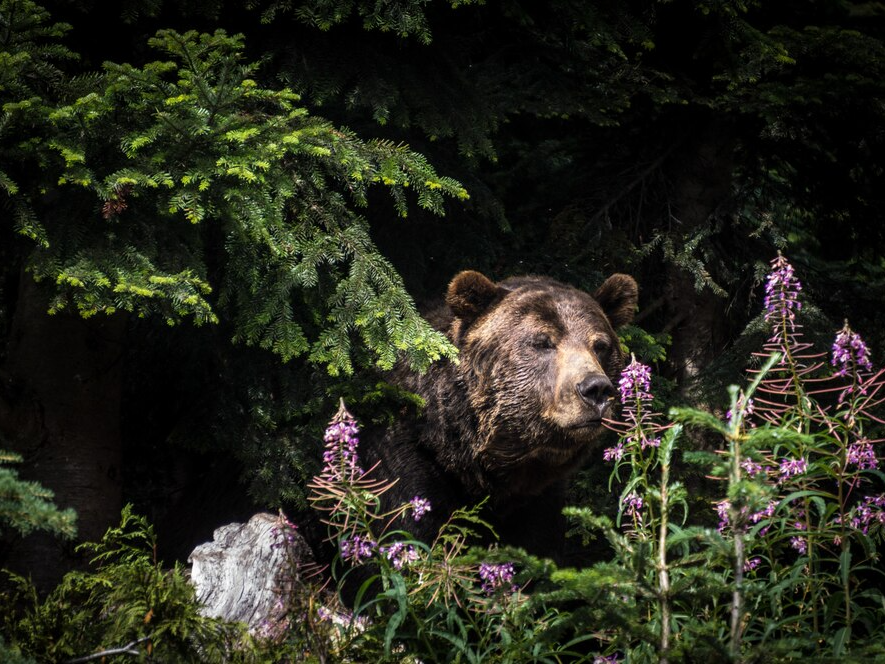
304;399;593;661
563;254;885;662
721;255;885;657
289;255;883;662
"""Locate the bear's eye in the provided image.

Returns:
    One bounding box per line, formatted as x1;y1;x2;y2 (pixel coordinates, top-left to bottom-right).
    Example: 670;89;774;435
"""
592;339;611;359
531;334;556;350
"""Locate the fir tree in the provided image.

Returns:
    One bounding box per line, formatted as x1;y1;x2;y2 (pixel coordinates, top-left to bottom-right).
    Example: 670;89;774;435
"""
0;1;465;587
0;451;76;539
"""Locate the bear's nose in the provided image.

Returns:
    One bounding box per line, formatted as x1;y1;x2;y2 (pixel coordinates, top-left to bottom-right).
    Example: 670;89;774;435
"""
575;374;616;409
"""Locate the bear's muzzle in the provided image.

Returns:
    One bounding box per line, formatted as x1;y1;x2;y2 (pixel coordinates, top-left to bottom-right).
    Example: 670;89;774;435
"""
575;373;616;417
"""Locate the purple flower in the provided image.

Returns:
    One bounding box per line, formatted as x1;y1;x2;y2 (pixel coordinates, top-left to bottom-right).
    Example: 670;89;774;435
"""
381;541;420;570
778;456;807;481
744;557;761;572
751;501;778;523
340;535;376;564
790;536;807;555
717;498;775;534
593;656;622;664
741;458;767;477
847;439;878;470
715;499;731;533
323;419;358;445
727;394;755;424
623;491;644;522
622;434;661;451
410;496;431;522
618;357;653;404
832;321;873;378
269;516;299;551
847;494;885;534
478;562;516;595
603;442;625;462
750;500;778;537
640;436;661;450
763;254;802;327
321;404;364;481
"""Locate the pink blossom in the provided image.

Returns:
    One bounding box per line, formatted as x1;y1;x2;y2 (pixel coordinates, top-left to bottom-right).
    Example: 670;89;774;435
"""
846;440;878;470
479;562;516;595
410;496;432;521
381;541;420;570
603;442;625;462
618;358;652;403
778;457;807;481
763;254;802;328
832;321;873;378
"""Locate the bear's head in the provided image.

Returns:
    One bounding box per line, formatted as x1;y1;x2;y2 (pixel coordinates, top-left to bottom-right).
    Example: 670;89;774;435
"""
445;270;638;495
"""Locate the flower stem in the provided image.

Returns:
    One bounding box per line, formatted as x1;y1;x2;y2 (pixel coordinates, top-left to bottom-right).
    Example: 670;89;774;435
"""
658;456;671;664
728;424;744;662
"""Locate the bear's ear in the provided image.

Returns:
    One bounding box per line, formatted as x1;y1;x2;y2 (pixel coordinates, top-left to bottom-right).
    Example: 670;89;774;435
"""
594;273;639;329
446;270;505;323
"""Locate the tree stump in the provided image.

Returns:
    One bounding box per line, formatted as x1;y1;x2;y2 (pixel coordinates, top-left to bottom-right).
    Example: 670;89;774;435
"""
188;511;315;633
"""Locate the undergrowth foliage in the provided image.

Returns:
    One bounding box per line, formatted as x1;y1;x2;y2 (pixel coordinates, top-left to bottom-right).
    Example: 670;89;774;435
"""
3;254;884;663
293;254;885;662
0;506;259;663
559;253;885;662
299;399;592;661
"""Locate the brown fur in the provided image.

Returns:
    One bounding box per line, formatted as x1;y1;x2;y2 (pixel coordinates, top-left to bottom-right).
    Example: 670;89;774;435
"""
358;270;638;557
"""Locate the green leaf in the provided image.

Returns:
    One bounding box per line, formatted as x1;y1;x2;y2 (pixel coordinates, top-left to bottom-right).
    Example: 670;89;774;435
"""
381;573;408;654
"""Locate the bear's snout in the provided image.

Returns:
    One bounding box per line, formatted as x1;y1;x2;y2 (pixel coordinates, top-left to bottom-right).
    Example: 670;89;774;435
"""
575;373;616;412
574;373;617;423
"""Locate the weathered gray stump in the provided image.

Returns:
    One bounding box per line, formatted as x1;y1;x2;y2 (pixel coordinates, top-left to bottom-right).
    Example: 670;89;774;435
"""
188;512;315;634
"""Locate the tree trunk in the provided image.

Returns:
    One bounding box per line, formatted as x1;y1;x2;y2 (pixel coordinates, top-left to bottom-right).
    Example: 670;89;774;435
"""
664;120;737;399
0;271;126;592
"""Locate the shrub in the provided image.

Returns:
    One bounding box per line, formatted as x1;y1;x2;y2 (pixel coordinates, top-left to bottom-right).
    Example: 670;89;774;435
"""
0;506;260;663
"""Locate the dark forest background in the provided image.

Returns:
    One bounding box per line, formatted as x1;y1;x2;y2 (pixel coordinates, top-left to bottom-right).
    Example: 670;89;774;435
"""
3;0;885;591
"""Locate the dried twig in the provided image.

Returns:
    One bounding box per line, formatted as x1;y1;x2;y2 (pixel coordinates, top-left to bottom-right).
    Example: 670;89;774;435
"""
64;636;152;663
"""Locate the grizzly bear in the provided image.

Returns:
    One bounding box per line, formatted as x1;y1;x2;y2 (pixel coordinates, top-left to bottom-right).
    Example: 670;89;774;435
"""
355;269;639;559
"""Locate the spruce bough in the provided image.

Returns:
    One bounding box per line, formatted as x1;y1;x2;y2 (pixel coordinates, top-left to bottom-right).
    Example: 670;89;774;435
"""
6;15;467;376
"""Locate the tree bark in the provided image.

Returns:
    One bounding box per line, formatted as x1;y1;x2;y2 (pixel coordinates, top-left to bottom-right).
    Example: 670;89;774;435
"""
664;120;737;399
0;271;126;592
